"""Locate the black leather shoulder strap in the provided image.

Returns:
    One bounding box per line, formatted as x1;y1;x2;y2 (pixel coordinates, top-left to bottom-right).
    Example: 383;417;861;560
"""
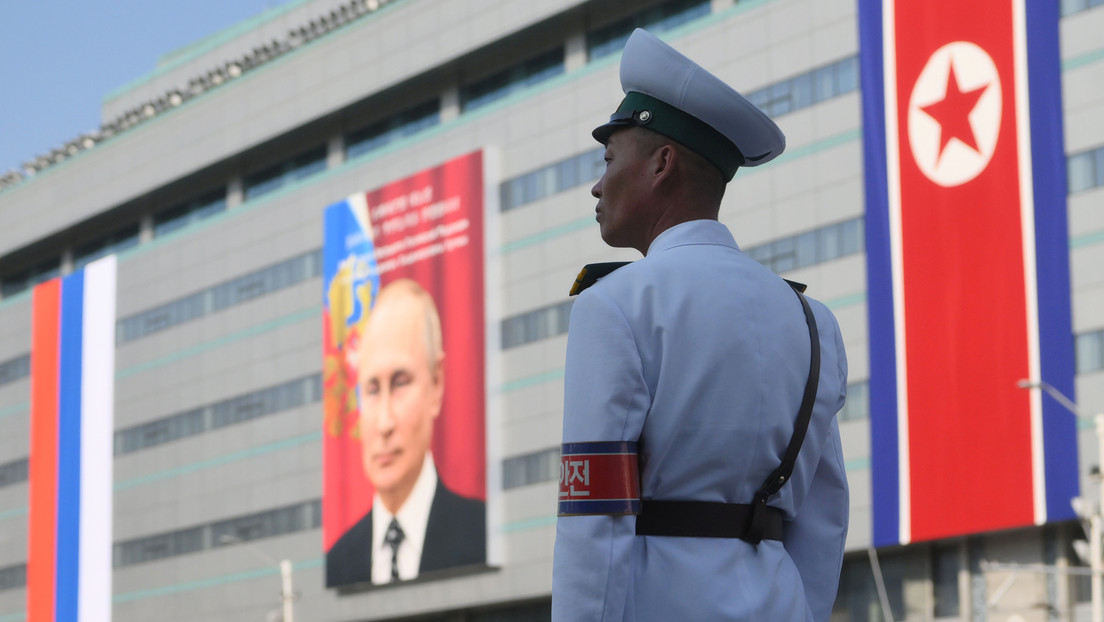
758;284;822;496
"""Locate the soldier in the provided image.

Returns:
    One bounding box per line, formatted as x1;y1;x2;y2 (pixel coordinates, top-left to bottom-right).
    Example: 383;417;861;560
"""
552;29;849;621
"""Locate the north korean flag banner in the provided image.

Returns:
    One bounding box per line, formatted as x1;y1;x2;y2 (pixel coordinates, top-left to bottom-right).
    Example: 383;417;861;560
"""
860;0;1077;545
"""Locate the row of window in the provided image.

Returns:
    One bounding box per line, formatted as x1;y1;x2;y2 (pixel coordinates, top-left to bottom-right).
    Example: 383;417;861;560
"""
116;249;321;344
747;56;860;119
114;500;320;568
115;375;321;455
587;0;710;61
503;447;561;490
153;188;227;238
500;149;605;212
501;299;574;350
461;47;566;113
1069;144;1104;194
744;217;864;275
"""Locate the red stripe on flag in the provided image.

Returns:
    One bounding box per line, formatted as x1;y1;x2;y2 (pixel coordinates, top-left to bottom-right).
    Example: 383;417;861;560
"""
28;280;60;622
894;0;1034;541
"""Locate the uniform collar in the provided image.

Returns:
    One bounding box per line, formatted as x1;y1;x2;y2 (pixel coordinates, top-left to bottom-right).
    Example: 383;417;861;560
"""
646;219;739;256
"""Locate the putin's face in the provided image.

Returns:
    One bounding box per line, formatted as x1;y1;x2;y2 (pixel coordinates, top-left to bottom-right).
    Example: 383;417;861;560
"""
357;291;443;512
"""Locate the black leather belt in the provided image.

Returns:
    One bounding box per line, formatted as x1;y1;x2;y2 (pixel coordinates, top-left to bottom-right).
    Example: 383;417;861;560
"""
635;500;785;540
633;280;820;545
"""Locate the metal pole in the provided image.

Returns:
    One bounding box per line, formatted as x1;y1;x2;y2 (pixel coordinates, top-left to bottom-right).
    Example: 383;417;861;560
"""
280;559;295;622
1094;414;1104;622
867;548;894;622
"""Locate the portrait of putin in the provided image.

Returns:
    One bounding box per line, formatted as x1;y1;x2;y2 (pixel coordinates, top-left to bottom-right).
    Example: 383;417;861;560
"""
325;278;485;586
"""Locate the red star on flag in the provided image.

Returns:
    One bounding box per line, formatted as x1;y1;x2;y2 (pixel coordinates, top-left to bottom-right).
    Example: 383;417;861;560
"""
920;61;989;160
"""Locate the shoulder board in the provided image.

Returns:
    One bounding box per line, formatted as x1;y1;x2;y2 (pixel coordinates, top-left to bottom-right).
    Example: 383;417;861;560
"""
569;262;632;296
783;278;808;294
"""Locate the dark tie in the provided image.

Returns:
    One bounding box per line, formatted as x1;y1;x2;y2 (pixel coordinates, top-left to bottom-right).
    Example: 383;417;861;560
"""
384;518;405;581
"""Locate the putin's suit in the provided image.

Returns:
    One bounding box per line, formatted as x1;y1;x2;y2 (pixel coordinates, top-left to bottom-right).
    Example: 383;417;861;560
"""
325;480;485;587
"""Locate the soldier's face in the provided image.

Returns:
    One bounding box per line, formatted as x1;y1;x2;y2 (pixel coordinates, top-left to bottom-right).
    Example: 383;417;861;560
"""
357;294;443;509
592;130;655;252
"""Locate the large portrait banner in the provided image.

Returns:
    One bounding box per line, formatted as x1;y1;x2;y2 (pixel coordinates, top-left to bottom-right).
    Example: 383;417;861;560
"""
323;151;486;587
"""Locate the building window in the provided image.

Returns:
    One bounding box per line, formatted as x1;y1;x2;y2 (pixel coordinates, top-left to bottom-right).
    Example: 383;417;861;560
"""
1076;329;1104;374
1061;0;1104;16
461;47;565;113
501;300;574;349
243;145;327;201
838;381;870;422
346;99;440;159
154;188;227;237
115;375;321;455
0;457;29;488
744;217;865;274
587;0;711;61
503;447;560;489
74;224;140;270
500;148;605;212
0;564;27;592
747;56;860;119
0;354;30;387
0;258;60;298
116;250;321;344
1068;145;1104;193
931;544;960;618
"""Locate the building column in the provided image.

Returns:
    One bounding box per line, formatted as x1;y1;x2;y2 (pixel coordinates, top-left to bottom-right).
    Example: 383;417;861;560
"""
227;176;244;209
441;83;461;123
327;133;345;168
139;213;154;243
565;30;587;72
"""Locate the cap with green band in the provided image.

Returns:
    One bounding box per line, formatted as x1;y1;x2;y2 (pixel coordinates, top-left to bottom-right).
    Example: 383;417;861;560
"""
592;29;785;182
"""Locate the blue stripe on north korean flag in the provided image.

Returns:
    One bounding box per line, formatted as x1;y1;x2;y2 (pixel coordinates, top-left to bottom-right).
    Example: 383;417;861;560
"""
1024;0;1078;524
858;0;901;548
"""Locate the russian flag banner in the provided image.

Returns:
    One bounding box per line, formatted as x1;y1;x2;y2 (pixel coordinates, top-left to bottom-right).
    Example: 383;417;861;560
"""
28;255;116;622
860;0;1078;546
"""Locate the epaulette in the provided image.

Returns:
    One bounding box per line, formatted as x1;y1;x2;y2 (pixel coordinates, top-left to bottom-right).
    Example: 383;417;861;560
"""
569;262;632;296
783;279;808;293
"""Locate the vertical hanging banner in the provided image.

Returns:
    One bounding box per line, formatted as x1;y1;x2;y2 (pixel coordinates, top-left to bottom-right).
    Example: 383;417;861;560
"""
861;0;1077;546
323;151;486;587
28;255;116;622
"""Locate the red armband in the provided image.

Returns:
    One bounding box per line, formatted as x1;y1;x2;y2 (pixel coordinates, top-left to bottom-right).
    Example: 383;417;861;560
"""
558;441;641;516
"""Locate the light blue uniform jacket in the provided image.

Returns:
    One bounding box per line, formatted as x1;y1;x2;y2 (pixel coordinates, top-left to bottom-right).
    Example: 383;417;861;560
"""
552;220;848;622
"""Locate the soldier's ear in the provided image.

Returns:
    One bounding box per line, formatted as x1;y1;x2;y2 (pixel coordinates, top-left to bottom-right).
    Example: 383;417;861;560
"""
650;144;677;186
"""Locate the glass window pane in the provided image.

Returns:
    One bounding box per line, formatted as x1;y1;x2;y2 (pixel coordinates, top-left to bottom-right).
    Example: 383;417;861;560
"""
1094;147;1104;189
1068;152;1095;193
837;56;859;93
794;231;817;269
814;65;836;102
769;81;792;116
1076;331;1104;374
791;74;813;110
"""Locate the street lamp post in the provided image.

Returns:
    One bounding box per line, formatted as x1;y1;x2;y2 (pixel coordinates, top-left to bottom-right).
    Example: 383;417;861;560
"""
219;534;295;622
1018;379;1103;622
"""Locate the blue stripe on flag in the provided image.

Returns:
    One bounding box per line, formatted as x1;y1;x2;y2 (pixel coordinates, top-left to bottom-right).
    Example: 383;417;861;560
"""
57;270;85;621
858;0;901;547
1025;0;1079;522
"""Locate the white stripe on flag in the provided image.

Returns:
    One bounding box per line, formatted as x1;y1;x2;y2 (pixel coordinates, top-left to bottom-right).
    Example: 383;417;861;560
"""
79;255;116;622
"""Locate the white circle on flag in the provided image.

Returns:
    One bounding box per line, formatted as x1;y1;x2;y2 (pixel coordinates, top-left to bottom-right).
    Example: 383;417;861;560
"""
907;41;1002;187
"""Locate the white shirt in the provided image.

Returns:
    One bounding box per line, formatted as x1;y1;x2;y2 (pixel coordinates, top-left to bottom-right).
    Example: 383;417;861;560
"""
371;453;438;583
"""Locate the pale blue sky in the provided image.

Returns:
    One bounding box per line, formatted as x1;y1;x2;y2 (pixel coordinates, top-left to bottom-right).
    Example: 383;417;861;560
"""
0;0;296;174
